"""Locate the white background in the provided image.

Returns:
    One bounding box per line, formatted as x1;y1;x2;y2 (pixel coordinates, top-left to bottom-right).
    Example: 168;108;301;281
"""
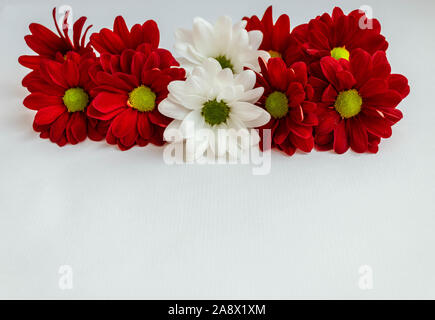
0;0;434;299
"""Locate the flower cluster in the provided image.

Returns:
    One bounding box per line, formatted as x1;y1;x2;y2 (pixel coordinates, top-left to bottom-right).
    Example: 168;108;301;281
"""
20;6;409;157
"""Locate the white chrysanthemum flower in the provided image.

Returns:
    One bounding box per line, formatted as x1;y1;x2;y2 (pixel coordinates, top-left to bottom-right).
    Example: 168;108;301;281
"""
159;58;270;160
174;16;269;74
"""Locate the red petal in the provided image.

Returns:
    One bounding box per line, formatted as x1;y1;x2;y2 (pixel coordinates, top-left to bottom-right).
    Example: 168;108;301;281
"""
348;117;368;153
321;84;338;103
141;69;160;87
40;60;68;88
350;48;372;86
261;6;273;34
69;112;87;143
129;24;144;49
388;74;410;99
113;16;131;48
149;126;166;146
143;51;160;71
288;118;312;139
35;106;66;125
29;23;65;49
316;108;340;134
289;133;314;153
315;132;334;151
87;103;125;121
289;61;308;85
333;119;349;154
63;58;80;87
93;92;127;113
372;51;391;78
157;49;179;69
268;58;288;91
273;119;291;145
336;70;356;91
360;112;392;138
111;108;138;138
137;113;154;140
149;109;170;127
120;49;136;73
120;128;138;148
142;20;160;48
101;29;126;54
49;112;69;143
24;35;57;56
131;52;146;80
359;79;388;97
287;82;305;107
19;55;42;70
364;90;402;108
72;17;87;48
277;139;296;156
272;14;290;52
24;93;63;111
320;57;342;89
308;21;330;50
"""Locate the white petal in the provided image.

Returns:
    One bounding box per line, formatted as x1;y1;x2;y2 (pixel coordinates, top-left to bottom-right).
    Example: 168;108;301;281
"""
216;68;234;86
168;81;205;110
163;120;183;142
179;110;205;138
214;16;233;53
192;17;215;55
202;58;222;75
242;108;271;128
217;85;244;103
248;30;263;50
239;87;264;104
230;101;266;122
174;57;195;74
258;50;271;63
175;28;193;43
158;98;190;120
234;70;256;90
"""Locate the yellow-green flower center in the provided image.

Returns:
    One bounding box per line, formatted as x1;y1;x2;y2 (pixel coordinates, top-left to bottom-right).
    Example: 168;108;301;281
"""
334;89;363;118
330;46;350;61
214;55;234;72
201;99;230;126
63;88;89;112
265;91;289;119
269;50;282;58
128;85;156;112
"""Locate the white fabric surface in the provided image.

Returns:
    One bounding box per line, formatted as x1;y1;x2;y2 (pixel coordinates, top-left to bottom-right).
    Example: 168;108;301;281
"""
0;0;434;299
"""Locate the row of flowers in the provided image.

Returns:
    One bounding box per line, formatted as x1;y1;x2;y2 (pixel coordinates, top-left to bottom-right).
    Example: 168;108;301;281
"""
19;6;409;156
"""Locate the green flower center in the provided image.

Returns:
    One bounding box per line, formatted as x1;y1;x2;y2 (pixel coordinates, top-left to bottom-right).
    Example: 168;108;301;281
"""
265;91;289;119
269;50;282;58
201;99;230;126
63;88;89;112
335;89;363;118
330;46;350;61
214;55;234;72
128;85;156;112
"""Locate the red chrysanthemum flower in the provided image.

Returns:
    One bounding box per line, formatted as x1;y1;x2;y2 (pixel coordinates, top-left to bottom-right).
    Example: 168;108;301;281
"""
90;16;159;55
19;8;94;71
255;58;318;156
23;52;104;146
292;7;388;63
87;45;185;150
243;6;306;66
311;49;410;154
